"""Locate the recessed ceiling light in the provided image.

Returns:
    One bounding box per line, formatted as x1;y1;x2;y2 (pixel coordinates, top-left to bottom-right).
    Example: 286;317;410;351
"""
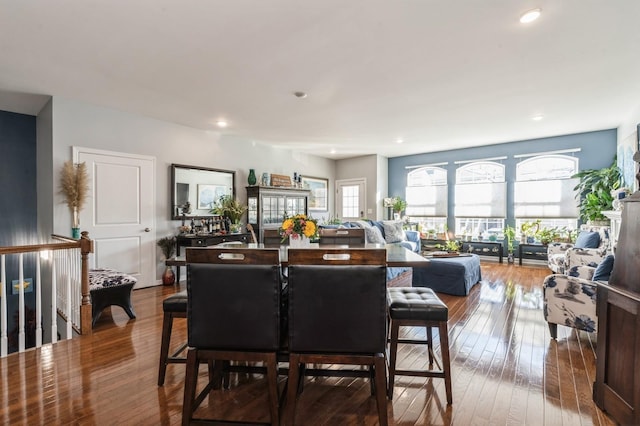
520;8;541;24
216;120;228;128
532;114;544;121
330;149;336;154
396;139;404;144
293;91;307;98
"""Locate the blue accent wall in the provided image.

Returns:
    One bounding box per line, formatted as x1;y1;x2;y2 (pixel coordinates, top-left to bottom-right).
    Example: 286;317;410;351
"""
0;110;38;351
388;129;618;230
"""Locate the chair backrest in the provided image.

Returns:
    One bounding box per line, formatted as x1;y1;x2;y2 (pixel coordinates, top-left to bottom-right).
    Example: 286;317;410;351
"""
287;248;387;354
318;228;365;246
263;229;285;246
579;225;611;252
186;248;281;351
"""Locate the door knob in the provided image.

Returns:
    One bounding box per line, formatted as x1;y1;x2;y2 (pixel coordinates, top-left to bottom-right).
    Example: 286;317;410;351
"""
144;228;151;232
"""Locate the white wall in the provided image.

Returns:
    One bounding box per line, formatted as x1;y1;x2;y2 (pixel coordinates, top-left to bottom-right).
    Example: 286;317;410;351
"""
45;97;335;282
336;154;385;220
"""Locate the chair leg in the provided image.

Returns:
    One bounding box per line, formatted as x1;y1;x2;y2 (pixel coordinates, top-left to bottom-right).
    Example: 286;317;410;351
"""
439;322;453;405
182;348;199;426
374;353;389;426
387;320;400;400
157;312;173;386
426;326;434;366
265;353;280;426
548;322;558;340
285;354;301;426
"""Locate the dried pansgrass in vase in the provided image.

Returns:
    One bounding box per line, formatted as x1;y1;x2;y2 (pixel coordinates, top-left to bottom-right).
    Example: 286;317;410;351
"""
59;161;89;228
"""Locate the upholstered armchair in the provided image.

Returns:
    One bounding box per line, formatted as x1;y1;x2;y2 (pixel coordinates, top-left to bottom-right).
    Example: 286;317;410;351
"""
547;226;611;274
543;254;614;339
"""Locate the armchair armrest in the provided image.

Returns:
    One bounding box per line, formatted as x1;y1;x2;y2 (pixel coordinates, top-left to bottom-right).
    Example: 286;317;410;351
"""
547;242;573;256
543;274;598;333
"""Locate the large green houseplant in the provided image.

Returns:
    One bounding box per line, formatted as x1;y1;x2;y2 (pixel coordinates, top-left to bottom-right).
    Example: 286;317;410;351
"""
572;158;623;223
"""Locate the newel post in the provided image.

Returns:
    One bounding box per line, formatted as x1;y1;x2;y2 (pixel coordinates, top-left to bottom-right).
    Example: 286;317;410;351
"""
79;231;94;334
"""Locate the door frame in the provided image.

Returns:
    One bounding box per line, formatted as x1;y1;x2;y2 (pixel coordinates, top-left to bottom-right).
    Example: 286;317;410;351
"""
73;146;156;288
335;178;367;220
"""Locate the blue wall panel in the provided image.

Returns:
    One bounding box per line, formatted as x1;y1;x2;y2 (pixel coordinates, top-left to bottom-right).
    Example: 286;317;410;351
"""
0;110;38;352
388;129;618;230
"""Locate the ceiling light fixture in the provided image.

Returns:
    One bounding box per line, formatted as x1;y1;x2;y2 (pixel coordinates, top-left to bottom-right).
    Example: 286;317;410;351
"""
216;120;228;128
396;139;404;144
532;114;544;121
520;8;541;24
293;91;307;98
330;149;336;154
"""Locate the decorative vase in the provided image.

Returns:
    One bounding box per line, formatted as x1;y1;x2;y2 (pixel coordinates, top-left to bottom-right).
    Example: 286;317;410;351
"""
230;223;242;234
162;265;176;286
72;207;80;239
507;253;514;264
248;169;257;186
72;228;81;239
289;234;310;248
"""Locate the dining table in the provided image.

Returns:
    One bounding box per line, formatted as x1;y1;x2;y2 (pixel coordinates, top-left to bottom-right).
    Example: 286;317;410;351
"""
165;243;429;284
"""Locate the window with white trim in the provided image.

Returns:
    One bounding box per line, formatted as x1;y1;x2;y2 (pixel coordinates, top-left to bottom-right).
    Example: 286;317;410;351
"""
454;162;506;238
405;167;447;233
514;155;578;233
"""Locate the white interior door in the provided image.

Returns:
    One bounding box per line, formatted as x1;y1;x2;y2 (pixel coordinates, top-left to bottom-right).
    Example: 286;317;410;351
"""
74;148;156;289
336;178;366;221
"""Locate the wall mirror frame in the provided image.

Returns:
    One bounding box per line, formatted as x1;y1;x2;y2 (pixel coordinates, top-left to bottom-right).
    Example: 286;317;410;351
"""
171;163;236;220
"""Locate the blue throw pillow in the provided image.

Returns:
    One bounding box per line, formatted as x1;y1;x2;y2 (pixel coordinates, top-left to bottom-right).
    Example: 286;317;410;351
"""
593;254;615;281
575;231;600;249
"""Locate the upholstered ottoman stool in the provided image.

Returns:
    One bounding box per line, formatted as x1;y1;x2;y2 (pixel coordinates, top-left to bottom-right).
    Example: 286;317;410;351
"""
387;287;452;404
89;268;137;327
412;253;481;296
157;290;188;386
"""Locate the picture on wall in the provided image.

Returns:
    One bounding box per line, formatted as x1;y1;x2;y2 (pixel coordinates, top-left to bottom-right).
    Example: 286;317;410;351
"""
197;184;228;210
302;176;328;212
12;278;33;295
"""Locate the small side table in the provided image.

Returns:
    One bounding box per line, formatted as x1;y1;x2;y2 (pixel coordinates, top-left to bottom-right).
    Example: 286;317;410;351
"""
518;243;547;265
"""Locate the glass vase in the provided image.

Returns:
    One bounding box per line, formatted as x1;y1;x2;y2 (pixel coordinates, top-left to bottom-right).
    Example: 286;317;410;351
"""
248;169;257;186
162;265;176;286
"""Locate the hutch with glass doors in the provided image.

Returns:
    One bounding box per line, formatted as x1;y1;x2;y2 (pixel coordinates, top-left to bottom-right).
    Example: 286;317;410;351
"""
246;186;310;243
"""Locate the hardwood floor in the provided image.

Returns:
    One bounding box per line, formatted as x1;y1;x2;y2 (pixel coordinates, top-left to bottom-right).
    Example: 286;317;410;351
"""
0;262;615;425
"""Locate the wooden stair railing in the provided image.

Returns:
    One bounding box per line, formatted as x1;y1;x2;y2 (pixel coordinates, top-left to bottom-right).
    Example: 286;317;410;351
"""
0;232;94;357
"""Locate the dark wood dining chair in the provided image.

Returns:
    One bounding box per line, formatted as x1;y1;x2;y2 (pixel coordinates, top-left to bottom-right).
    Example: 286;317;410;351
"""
318;227;365;246
263;228;285;246
182;247;282;426
283;248;388;426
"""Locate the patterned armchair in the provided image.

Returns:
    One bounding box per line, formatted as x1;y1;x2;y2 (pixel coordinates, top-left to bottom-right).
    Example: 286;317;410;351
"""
542;265;598;339
547;226;610;274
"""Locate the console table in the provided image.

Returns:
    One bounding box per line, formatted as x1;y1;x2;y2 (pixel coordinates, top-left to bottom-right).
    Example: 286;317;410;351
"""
175;233;250;256
461;240;503;263
518;243;547;265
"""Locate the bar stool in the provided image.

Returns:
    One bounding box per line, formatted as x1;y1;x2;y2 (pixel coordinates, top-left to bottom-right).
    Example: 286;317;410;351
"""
386;287;452;404
157;290;187;386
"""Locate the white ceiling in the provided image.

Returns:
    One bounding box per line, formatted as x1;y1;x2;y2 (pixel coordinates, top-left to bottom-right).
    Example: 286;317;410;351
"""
1;1;640;159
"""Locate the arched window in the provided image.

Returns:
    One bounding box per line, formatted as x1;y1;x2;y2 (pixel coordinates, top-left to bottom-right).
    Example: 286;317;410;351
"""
514;154;579;231
454;161;506;238
405;166;447;232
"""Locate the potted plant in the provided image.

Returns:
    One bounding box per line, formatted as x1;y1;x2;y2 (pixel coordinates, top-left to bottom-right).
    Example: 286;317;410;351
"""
504;225;516;263
392;197;407;219
572;157;623;224
157;236;176;285
211;195;247;233
520;219;541;244
537;226;559;246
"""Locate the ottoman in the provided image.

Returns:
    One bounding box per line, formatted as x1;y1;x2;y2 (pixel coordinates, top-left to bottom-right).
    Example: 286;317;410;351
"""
412;254;481;296
89;268;137;326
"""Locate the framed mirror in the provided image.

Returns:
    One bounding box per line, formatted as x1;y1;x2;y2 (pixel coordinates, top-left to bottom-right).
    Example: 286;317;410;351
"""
171;164;236;219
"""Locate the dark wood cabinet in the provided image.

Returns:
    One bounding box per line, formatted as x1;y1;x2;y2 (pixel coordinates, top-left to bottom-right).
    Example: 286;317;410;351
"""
246;186;310;243
593;193;640;425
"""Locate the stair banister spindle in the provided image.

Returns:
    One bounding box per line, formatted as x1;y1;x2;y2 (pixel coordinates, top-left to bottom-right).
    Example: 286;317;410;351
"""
1;255;7;357
18;253;25;352
51;257;57;344
36;255;42;347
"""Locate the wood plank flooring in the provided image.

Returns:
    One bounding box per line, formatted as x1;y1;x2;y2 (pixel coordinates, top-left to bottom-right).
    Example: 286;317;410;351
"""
0;262;616;425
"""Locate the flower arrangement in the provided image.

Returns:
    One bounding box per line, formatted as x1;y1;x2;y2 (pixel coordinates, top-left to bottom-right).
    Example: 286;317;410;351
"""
157;236;176;259
59;161;89;234
211;195;247;224
280;214;318;242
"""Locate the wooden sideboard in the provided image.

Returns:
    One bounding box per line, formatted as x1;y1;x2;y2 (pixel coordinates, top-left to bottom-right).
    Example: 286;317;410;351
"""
593;196;640;424
175;233;250;256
